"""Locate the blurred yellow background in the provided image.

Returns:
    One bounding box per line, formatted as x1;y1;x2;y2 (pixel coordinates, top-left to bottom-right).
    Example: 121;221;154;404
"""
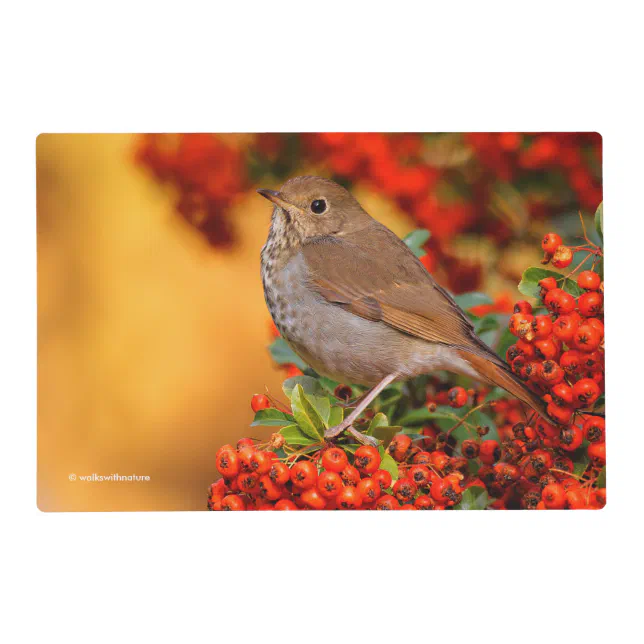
36;134;414;511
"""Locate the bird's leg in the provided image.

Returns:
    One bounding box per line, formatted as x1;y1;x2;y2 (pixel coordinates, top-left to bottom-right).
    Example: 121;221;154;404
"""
324;373;398;443
336;390;369;409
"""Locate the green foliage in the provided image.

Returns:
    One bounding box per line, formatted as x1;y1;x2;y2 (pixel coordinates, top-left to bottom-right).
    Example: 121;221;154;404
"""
518;267;583;298
455;486;489;510
250;408;294;427
378;446;399;483
282;375;324;397
279;424;319;446
595;202;603;243
269;337;309;370
596;466;606;488
453;292;493;310
403;229;431;258
290;384;326;440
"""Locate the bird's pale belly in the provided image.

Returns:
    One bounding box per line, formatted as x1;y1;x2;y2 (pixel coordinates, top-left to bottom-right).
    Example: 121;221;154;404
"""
263;254;481;386
264;268;467;387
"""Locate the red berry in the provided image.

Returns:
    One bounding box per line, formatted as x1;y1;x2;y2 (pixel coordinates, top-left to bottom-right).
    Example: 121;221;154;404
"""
392;477;418;504
290;461;318;489
236;437;255;451
546;289;577;315
573;324;602;352
371;469;393;492
560;350;582;375
547;402;574;425
216;449;240;479
572;378;601;407
317;471;344;498
577;270;601;290
354;445;381;474
337;485;362;509
356;478;381;504
514;300;533;314
374;494;399;510
479;440;501;465
251;394;271;413
509;313;535;340
542;483;566;509
532;315;553;339
553;315;579;343
578;291;603;317
258;475;283;501
249;451;272;475
587;442;606;465
237;471;259;494
447;386;468;408
539;360;564;385
539;276;558;292
582;416;605;443
414;495;435;510
301;487;327;510
269;461;290;485
321;447;349;473
388;434;412;462
551;383;574;406
542;232;563;254
274;499;298;511
552;245;573;268
408;464;431;487
461;439;480;459
560;425;583;451
340;465;361;487
221;494;246;511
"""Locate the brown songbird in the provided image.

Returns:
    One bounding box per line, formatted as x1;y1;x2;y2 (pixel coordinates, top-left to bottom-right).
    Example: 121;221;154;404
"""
258;176;547;445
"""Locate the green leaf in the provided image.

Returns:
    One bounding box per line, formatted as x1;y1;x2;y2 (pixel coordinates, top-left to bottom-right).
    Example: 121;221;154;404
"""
307;394;331;427
371;426;402;445
595;202;603;243
573;455;590;478
396;407;455;426
453;292;493;310
290;384;326;440
455;486;489;510
485;387;509;402
518;267;583;298
250;408;295;427
403;229;431;257
279;424;319;447
495;327;516;361
378;446;399;482
282;375;324;397
474;314;501;335
367;412;389;434
596;466;606;488
268;337;309;371
328;406;344;427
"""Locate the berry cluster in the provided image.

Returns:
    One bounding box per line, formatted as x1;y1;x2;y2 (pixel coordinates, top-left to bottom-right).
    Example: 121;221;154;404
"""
210;437;397;511
135;133;601;297
507;227;604;429
135;134;247;246
209;214;605;511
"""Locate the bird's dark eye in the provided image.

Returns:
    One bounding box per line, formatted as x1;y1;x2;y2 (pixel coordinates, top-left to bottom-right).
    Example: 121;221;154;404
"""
310;199;327;215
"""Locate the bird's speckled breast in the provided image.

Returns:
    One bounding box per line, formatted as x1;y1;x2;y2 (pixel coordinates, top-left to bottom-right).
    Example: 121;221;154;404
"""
261;251;450;386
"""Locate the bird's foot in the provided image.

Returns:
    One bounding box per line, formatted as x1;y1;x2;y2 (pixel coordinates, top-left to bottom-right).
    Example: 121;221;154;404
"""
324;423;379;447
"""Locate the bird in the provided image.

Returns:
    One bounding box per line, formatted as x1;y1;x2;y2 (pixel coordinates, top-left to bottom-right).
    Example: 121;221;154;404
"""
257;176;548;445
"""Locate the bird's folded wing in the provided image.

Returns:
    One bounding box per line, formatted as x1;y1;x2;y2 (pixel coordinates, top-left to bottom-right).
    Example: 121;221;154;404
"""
301;230;479;350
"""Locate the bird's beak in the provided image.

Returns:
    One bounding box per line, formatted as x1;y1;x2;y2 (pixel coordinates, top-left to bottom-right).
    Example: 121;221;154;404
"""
256;189;299;213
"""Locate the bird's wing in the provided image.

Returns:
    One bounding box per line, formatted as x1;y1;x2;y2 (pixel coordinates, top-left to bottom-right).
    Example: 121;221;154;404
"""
301;226;481;352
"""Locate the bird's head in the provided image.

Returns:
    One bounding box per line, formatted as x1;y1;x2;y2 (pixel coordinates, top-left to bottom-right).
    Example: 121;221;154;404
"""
257;176;371;240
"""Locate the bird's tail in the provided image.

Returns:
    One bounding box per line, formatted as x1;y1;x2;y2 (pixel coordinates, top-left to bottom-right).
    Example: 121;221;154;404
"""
457;348;549;420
